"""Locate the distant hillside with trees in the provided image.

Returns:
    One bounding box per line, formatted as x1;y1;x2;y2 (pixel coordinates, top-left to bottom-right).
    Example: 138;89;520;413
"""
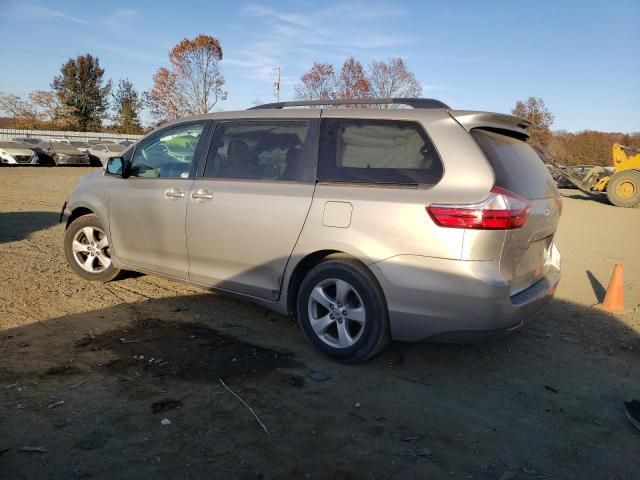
548;130;640;167
511;96;639;167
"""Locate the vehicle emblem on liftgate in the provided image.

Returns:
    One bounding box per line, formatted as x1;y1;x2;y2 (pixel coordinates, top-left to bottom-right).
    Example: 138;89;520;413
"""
545;207;551;216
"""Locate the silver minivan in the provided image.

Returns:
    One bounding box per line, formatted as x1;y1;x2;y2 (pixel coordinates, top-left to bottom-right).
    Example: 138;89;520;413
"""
62;98;561;363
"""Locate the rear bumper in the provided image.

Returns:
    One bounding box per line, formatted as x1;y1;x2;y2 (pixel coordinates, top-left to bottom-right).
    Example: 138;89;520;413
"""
370;254;560;342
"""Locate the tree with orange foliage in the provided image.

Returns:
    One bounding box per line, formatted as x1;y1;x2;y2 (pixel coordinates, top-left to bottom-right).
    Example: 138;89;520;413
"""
295;57;424;107
294;63;336;101
147;34;227;123
294;58;372;104
512;97;555;148
336;57;370;103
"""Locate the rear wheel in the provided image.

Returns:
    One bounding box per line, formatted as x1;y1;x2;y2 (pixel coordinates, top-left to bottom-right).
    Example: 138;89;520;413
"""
64;214;122;281
296;255;389;363
607;170;640;207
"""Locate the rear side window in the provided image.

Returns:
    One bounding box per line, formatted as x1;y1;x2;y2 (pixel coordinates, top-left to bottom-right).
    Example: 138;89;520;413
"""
318;119;443;185
471;129;557;200
203;120;316;182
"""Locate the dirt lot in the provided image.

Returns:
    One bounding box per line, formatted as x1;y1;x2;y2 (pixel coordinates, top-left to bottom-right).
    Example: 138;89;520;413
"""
1;167;639;480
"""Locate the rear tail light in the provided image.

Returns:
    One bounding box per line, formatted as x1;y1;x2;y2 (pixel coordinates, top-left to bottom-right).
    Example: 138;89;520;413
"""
426;186;531;230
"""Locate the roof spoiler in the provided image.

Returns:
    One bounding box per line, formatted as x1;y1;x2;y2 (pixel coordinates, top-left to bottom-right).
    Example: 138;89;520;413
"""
450;110;531;138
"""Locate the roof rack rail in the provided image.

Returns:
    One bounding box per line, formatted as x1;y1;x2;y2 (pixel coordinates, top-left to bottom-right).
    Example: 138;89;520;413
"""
248;98;449;110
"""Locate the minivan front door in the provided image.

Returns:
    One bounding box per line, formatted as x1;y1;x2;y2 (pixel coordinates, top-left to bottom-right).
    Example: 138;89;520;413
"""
186;118;319;300
109;121;208;278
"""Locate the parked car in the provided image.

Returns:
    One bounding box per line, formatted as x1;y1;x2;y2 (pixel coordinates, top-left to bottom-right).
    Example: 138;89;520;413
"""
39;141;90;166
62;98;562;363
69;141;92;153
88;139;116;146
88;143;126;167
0;141;39;165
51;138;71;144
13;137;54;164
13;136;44;146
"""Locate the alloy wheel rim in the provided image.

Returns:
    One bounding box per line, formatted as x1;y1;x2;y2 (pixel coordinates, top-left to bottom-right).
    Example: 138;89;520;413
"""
72;226;111;273
307;278;366;348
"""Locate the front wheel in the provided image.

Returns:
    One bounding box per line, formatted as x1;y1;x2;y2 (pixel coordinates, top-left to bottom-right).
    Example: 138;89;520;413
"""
607;170;640;207
64;214;121;282
296;256;389;363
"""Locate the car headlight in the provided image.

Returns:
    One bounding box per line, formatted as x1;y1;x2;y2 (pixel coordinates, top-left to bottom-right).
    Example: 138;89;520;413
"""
0;150;7;155
57;154;66;159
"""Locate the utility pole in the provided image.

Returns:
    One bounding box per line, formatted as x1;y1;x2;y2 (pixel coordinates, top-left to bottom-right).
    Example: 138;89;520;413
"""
273;66;281;102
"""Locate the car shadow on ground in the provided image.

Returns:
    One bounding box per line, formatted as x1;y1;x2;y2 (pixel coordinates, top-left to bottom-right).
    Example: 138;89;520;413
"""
558;189;612;206
1;291;638;479
0;211;61;243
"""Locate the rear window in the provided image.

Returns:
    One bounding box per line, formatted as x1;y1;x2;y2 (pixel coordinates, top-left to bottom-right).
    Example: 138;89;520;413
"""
471;129;556;199
318;119;443;186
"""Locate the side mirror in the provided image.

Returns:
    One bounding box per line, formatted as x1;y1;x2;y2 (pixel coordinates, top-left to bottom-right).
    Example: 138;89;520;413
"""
106;156;126;176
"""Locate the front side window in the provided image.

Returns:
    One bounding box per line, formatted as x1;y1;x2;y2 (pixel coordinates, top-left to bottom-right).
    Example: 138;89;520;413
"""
318;119;443;185
204;120;315;182
129;122;205;178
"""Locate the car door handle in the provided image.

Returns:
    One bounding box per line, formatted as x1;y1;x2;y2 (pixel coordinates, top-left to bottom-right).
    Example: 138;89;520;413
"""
164;188;185;199
191;189;213;200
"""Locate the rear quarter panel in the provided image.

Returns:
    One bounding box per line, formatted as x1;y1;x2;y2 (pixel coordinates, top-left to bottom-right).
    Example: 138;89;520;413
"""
289;109;497;267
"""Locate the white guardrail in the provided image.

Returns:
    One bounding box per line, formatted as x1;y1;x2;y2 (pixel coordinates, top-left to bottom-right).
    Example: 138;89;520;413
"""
0;128;144;143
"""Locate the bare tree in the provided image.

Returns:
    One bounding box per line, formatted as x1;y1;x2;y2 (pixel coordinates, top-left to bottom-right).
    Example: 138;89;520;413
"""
30;90;72;128
147;34;227;123
0;93;38;128
0;90;76;129
368;58;422;107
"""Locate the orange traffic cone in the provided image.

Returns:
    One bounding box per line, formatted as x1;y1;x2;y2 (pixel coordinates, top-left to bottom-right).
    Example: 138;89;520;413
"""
594;264;626;314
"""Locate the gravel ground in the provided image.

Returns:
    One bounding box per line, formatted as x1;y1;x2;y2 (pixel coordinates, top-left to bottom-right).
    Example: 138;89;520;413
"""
1;167;639;480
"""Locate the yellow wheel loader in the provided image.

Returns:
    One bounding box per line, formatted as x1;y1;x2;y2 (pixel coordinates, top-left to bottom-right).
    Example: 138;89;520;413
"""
547;143;640;207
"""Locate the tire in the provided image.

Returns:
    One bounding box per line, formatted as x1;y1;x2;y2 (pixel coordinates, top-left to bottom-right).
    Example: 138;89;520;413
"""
607;170;640;207
64;214;122;282
296;255;390;363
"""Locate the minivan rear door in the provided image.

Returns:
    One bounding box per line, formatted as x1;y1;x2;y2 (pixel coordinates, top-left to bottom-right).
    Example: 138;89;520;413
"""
185;117;320;301
471;129;560;294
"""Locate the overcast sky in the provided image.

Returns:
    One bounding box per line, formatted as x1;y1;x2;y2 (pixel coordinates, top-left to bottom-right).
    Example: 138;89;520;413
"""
0;0;638;132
